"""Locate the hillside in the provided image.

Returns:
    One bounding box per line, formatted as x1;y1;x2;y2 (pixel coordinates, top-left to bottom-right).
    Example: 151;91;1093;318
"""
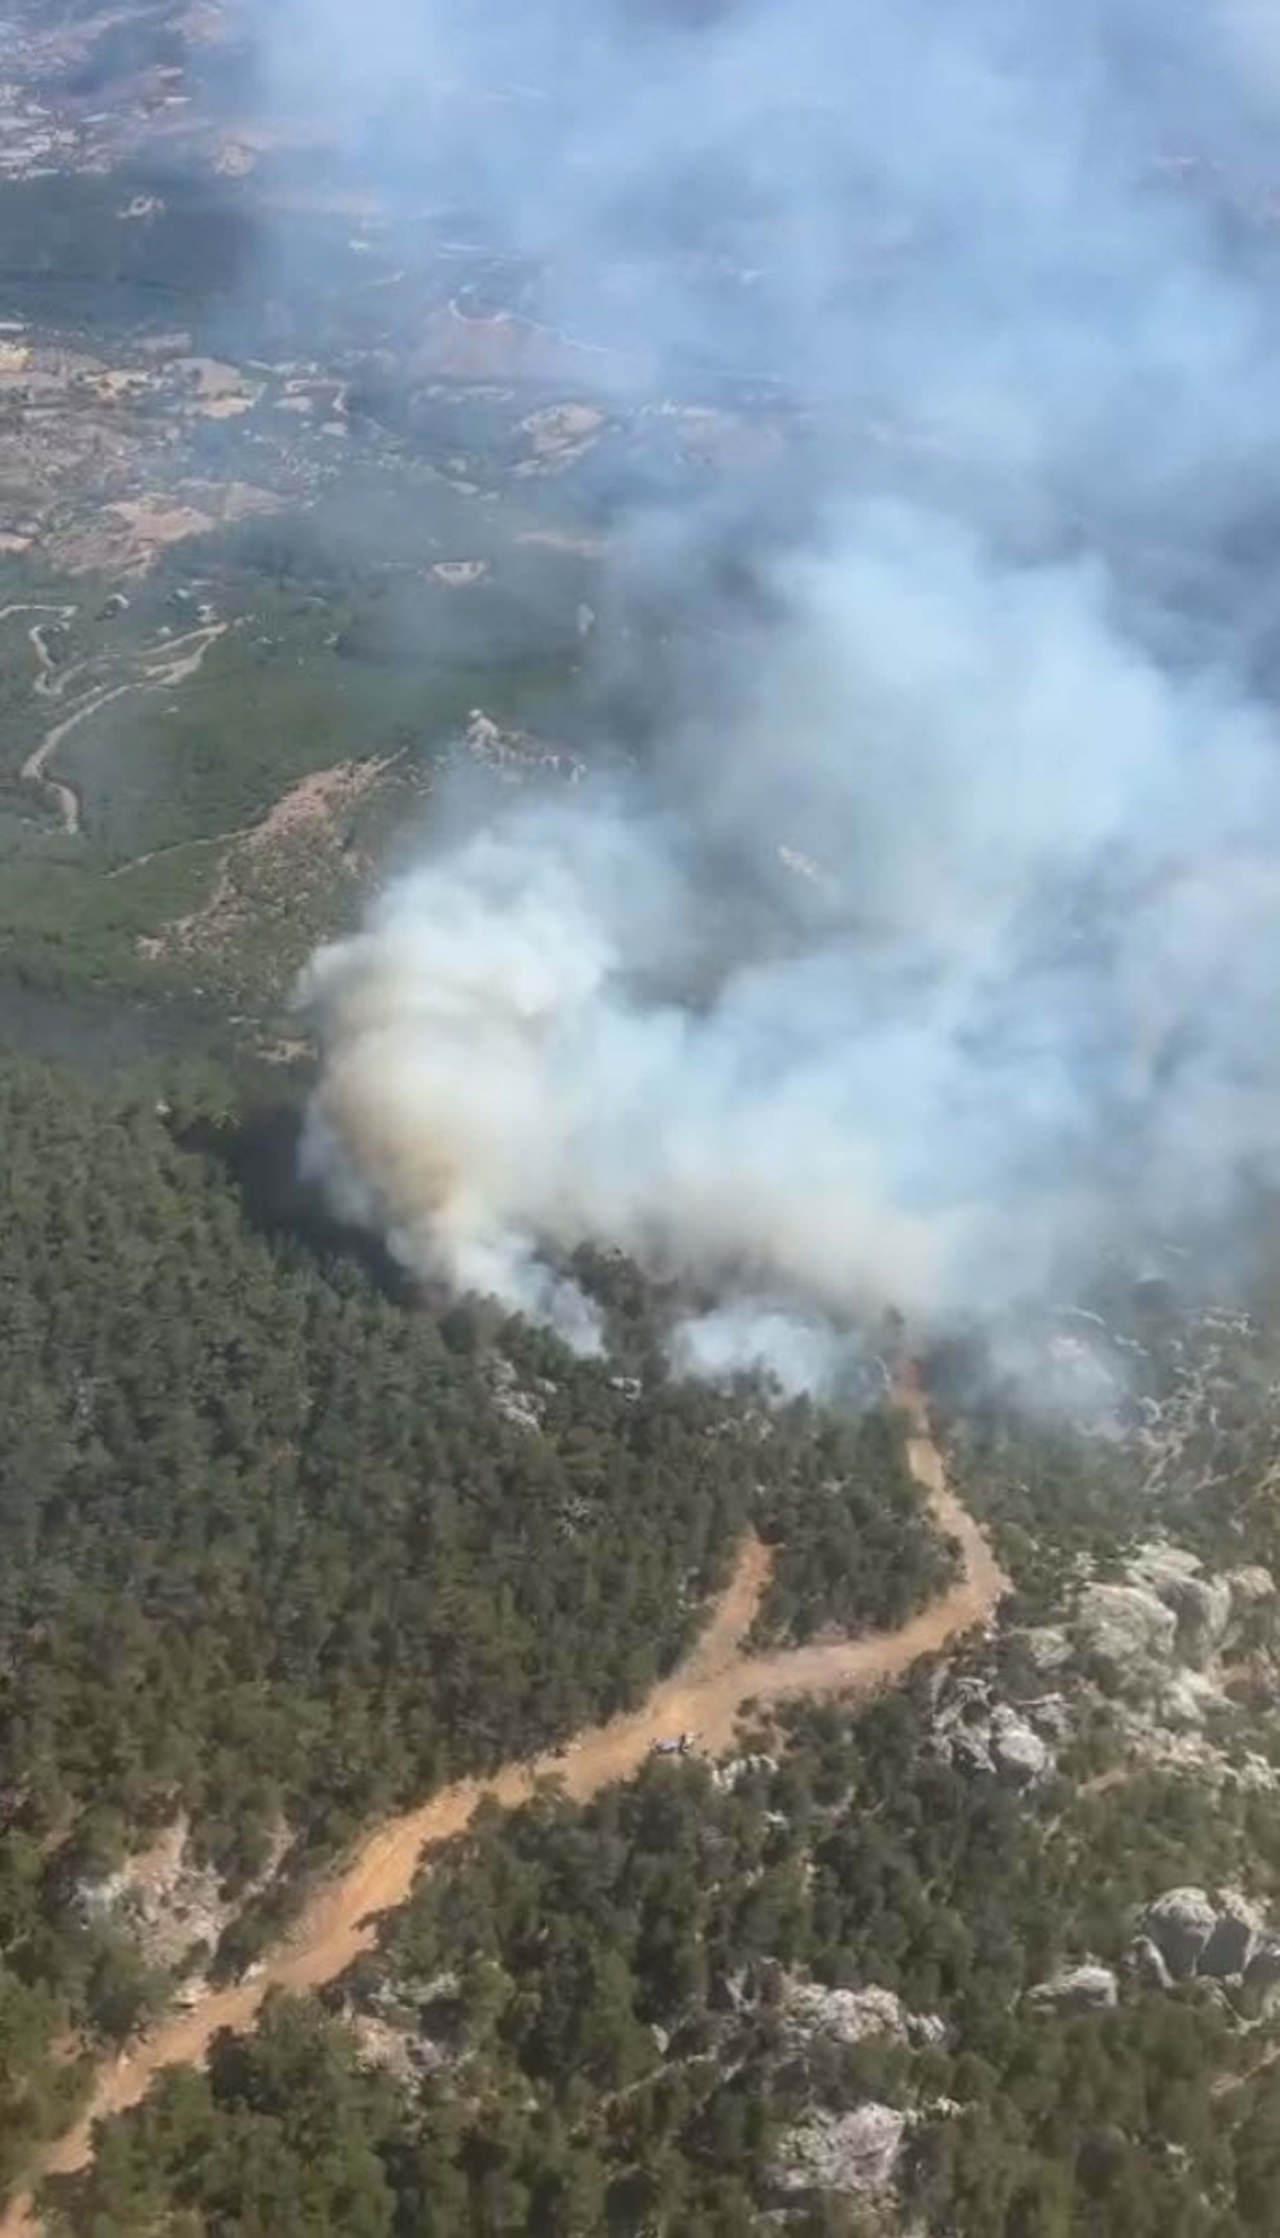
0;1050;955;2207
4;1;1280;2233
34;1307;1280;2236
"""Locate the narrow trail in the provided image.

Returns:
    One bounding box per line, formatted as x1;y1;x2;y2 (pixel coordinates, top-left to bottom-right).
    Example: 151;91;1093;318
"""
1;1377;1007;2235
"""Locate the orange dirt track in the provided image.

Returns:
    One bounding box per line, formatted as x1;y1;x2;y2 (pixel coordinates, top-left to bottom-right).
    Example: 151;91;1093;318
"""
1;1377;1006;2235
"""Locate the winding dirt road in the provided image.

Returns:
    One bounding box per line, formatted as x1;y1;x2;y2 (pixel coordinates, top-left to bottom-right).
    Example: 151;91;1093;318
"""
17;621;227;838
1;1378;1006;2234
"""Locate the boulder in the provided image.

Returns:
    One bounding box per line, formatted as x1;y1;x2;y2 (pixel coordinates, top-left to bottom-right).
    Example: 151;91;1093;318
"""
1172;1575;1234;1667
1155;1669;1222;1731
947;1728;996;1777
932;1679;1054;1785
906;2010;948;2048
1001;1626;1074;1699
931;1677;995;1776
768;2105;906;2199
1024;1694;1073;1743
1244;1934;1280;1996
1027;1963;1118;2013
1236;1752;1280;1794
1226;1566;1271;1620
1139;1888;1219;1979
1128;1935;1174;1991
1225;1566;1278;1649
1227;1566;1277;1609
933;1675;991;1726
710;1752;779;1793
1076;1583;1177;1687
1200;1892;1265;1980
782;1981;906;2048
1128;1544;1235;1666
1129;1543;1204;1596
989;1704;1051;1786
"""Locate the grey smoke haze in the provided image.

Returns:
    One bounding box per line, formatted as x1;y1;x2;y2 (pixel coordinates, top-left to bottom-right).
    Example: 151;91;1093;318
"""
290;0;1280;1371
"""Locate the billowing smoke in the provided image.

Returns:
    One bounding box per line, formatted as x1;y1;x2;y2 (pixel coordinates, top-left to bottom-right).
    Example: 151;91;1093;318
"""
287;0;1280;1371
669;1302;873;1405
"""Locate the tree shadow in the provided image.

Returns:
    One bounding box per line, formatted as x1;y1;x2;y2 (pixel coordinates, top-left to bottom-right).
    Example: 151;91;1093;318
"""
179;1102;418;1304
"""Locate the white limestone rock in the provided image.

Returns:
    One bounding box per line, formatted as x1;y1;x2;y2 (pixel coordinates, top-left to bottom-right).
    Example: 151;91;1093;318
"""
1224;1566;1278;1649
989;1703;1051;1786
1001;1625;1074;1699
1128;1545;1232;1667
1128;1935;1174;1991
1139;1888;1219;1979
1154;1668;1224;1731
1026;1963;1118;2013
782;1980;907;2048
932;1677;1054;1785
1075;1583;1177;1686
1226;1565;1277;1612
907;2011;949;2049
769;2104;906;2199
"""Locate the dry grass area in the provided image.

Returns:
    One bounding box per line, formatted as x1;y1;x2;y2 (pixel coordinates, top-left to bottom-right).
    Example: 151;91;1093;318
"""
138;756;400;983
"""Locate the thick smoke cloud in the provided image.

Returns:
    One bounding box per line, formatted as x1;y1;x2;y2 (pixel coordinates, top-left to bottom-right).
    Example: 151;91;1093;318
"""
290;0;1280;1368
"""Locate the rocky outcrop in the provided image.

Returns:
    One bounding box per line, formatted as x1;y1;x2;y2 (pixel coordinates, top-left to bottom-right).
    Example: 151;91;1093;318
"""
768;2104;906;2199
1076;1546;1277;1696
1244;1934;1280;2003
1030;1890;1277;2016
487;1355;553;1432
990;1702;1052;1784
1224;1567;1278;1639
709;1752;780;1793
1026;1963;1118;2013
351;2011;445;2084
756;1968;945;2053
1201;1893;1267;1979
1136;1887;1274;1983
1137;1887;1219;1978
344;1967;465;2079
1000;1624;1073;1700
78;1814;291;1974
1155;1668;1226;1731
1127;1547;1232;1669
1129;1935;1174;1991
930;1675;1056;1786
1075;1582;1177;1686
781;1981;907;2048
909;2011;949;2048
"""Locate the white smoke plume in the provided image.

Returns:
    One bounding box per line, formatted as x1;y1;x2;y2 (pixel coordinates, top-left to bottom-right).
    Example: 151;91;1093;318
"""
285;0;1280;1373
669;1303;866;1404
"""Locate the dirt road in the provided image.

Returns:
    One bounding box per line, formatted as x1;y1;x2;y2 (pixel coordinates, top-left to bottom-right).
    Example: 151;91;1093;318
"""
19;622;226;838
1;1379;1005;2234
21;680;135;835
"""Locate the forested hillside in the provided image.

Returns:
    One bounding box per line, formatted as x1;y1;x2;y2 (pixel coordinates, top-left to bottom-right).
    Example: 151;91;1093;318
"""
49;1673;1280;2236
0;1052;952;2199
35;1266;1280;2236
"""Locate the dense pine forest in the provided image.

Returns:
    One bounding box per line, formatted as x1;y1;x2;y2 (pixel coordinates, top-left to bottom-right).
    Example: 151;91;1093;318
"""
0;1051;953;2199
47;1677;1280;2237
